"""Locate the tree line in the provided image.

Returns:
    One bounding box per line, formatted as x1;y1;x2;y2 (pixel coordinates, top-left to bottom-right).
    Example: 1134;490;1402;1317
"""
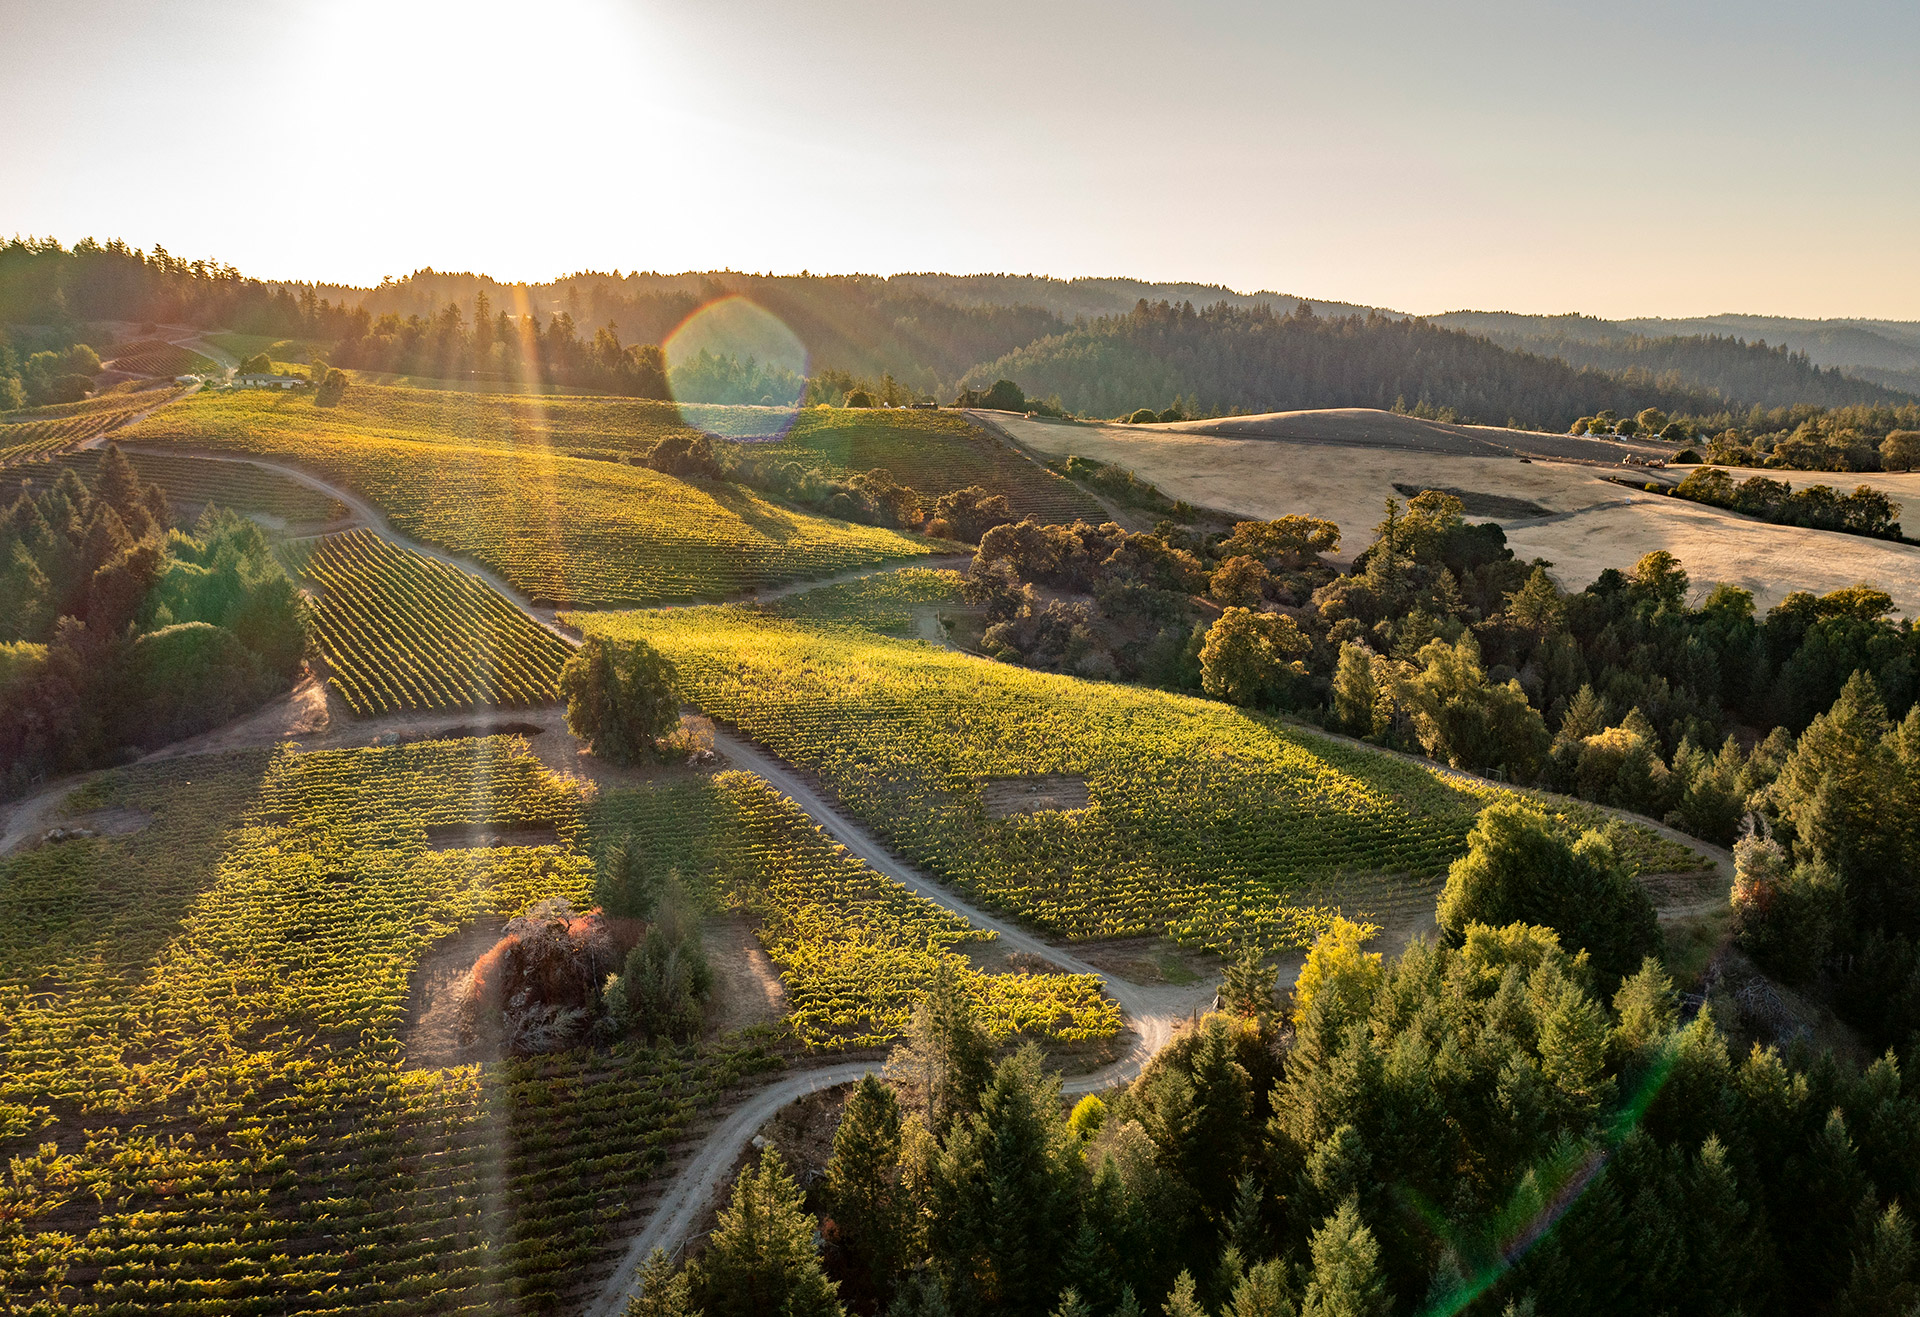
0;447;309;793
960;300;1728;431
632;823;1920;1315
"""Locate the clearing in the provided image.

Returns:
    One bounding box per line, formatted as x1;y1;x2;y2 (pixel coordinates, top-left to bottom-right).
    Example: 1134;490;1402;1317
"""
993;409;1920;612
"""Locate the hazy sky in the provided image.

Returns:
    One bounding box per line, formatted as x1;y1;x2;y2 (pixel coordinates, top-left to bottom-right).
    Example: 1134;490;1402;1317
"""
5;0;1916;318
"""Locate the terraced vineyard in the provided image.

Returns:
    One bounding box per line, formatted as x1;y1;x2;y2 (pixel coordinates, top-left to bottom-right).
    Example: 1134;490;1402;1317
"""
0;739;782;1315
593;771;1117;1048
287;528;573;714
575;607;1705;951
123;387;943;604
102;339;214;377
726;407;1106;521
9;448;348;525
0;386;179;462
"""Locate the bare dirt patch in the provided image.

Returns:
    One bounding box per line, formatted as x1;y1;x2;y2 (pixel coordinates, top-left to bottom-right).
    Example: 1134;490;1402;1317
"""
424;822;563;851
40;806;152;844
981;774;1091;817
403;919;507;1069
1070;936;1211;986
705;915;789;1033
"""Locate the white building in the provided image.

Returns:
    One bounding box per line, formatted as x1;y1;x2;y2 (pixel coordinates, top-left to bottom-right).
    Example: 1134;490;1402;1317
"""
232;374;304;390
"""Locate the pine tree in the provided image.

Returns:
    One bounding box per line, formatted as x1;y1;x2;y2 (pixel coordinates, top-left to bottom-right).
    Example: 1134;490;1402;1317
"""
1049;1289;1095;1317
1162;1271;1208;1317
929;1046;1075;1315
887;961;993;1133
1227;1260;1294;1317
826;1074;906;1308
696;1147;843;1317
1301;1200;1388;1317
626;1248;700;1317
1832;1202;1918;1317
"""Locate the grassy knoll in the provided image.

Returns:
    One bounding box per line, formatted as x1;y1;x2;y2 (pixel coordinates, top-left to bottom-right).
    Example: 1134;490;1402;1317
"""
287;529;574;715
121;385;941;604
0;739;780;1315
591;771;1117;1049
575;607;1704;951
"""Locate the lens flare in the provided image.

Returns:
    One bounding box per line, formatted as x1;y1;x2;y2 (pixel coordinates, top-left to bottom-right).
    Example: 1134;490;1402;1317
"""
662;294;808;440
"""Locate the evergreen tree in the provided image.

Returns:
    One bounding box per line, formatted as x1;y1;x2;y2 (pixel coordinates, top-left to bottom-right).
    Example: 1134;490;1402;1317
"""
696;1147;843;1317
929;1046;1076;1315
626;1249;701;1317
1300;1201;1388;1317
827;1075;907;1308
1162;1271;1208;1317
887;962;993;1133
1832;1203;1918;1317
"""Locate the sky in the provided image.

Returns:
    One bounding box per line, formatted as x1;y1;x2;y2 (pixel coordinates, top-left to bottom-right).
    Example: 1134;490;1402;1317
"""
4;0;1917;320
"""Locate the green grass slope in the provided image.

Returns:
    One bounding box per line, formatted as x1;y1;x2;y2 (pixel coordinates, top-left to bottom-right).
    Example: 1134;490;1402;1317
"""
121;386;943;604
575;607;1698;950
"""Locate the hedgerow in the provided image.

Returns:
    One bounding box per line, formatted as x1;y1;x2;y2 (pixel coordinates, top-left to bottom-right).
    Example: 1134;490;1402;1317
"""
592;771;1118;1048
574;607;1704;951
288;528;573;714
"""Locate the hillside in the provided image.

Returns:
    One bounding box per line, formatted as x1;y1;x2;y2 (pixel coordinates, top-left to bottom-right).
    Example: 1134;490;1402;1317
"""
120;385;945;605
963;300;1719;427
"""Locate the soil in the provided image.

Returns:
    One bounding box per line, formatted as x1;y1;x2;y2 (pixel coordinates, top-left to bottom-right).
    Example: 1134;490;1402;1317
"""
1070;936;1213;986
402;919;509;1069
979;773;1092;817
424;822;563;851
704;915;789;1033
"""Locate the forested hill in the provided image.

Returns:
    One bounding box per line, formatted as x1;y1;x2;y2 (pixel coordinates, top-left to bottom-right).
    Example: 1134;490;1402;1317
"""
961;299;1721;428
4;236;1914;420
1433;314;1912;410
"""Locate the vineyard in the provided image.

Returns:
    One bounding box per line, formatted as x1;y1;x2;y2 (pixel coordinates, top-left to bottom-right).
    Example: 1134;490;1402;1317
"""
122;388;943;604
287;528;573;715
102;340;215;377
0;738;782;1315
724;407;1106;522
0;386;179;462
593;771;1118;1048
764;565;966;633
9;448;348;525
574;607;1705;951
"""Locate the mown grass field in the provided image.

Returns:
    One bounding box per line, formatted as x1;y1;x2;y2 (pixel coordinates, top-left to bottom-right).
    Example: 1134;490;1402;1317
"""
122;386;943;605
12;448;349;525
593;770;1117;1049
0;386;179;462
0;738;782;1314
287;529;574;715
575;607;1704;951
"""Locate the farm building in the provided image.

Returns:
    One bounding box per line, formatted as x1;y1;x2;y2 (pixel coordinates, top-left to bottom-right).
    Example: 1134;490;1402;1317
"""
233;374;303;390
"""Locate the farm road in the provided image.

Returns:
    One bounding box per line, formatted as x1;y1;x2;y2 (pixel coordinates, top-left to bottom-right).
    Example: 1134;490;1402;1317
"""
588;727;1218;1317
50;436;1205;1310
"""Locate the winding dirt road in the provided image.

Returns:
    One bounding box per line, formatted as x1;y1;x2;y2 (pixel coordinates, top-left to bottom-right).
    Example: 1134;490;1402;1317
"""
25;420;1729;1317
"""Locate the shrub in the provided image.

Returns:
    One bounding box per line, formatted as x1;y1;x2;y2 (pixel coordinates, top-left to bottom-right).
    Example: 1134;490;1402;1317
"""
1437;803;1659;983
125;621;271;747
560;636;681;764
647;432;723;480
1128;408;1159;424
845;389;875;408
315;367;348;407
931;486;1014;543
